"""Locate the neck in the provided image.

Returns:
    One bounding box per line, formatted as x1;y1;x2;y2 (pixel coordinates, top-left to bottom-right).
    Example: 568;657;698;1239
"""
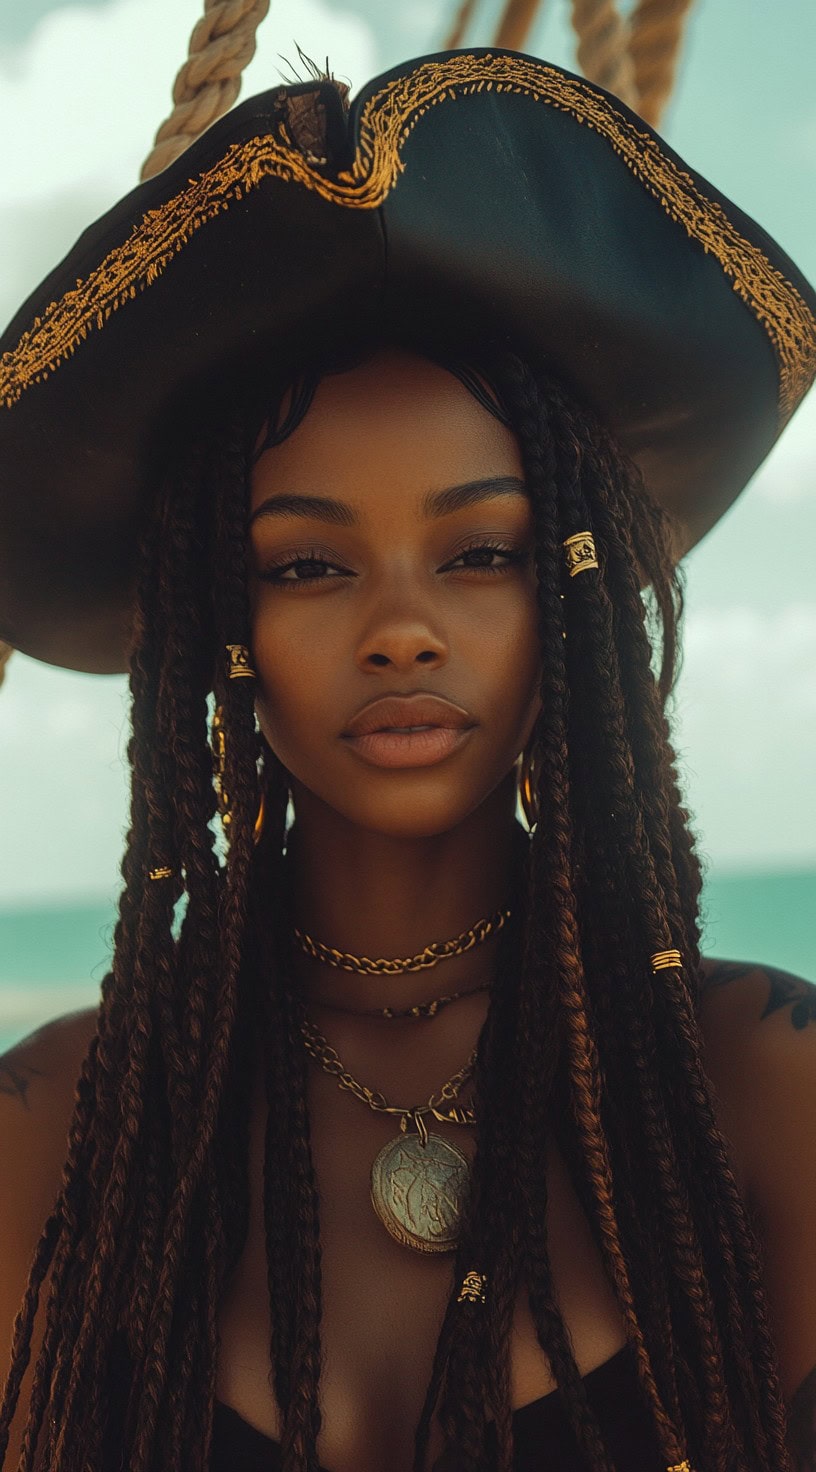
279;770;527;1015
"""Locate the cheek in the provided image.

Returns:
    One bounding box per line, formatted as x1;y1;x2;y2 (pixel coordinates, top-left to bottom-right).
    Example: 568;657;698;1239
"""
250;599;343;750
466;586;542;706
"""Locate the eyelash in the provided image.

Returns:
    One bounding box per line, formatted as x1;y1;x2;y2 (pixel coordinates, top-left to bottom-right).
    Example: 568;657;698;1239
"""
256;541;526;588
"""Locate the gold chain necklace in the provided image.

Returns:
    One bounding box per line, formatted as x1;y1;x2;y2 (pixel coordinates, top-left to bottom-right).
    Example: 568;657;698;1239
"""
293;906;511;974
298;1010;477;1254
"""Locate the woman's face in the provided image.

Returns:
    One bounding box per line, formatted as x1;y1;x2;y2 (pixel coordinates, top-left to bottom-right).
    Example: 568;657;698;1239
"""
247;348;542;838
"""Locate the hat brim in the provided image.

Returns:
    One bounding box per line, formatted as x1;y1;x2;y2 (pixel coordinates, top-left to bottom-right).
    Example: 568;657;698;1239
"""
1;48;814;673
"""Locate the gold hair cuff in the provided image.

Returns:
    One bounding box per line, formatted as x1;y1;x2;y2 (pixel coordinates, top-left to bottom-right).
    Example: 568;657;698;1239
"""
666;1462;694;1472
226;643;256;679
148;866;173;881
457;1270;487;1304
650;949;683;972
211;703;266;844
563;531;598;576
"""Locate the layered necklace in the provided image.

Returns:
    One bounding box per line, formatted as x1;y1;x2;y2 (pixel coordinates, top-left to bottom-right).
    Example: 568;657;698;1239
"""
289;904;512;1256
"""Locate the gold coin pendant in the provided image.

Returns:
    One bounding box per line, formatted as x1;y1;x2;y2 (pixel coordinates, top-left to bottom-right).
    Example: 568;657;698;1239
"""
370;1131;471;1254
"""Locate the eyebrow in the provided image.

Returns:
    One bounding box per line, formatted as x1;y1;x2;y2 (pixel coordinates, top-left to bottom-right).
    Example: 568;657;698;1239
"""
248;475;527;528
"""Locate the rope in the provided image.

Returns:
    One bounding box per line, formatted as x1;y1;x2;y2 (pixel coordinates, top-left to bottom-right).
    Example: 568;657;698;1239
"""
140;0;271;182
569;0;638;110
569;0;696;125
443;0;480;49
0;641;11;690
628;0;696;128
493;0;547;52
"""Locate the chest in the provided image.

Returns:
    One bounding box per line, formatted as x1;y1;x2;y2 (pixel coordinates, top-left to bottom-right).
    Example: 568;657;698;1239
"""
214;1060;629;1472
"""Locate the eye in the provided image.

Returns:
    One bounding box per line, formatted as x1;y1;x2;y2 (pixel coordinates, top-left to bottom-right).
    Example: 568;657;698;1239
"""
441;541;526;575
255;540;527;590
256;549;355;586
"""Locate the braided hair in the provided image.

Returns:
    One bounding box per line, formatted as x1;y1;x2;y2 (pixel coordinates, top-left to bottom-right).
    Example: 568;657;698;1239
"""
0;345;795;1472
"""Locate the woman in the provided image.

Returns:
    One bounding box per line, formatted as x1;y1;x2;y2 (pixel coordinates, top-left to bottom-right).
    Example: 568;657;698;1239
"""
0;46;815;1472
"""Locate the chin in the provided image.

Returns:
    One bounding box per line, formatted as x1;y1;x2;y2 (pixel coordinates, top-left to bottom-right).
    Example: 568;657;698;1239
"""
324;783;501;840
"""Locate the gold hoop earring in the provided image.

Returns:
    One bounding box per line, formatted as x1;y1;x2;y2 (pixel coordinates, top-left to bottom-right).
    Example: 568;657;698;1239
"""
518;744;538;832
253;787;266;844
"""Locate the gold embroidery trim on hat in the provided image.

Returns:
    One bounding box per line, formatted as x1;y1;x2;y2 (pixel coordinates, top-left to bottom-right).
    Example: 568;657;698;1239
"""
2;53;815;420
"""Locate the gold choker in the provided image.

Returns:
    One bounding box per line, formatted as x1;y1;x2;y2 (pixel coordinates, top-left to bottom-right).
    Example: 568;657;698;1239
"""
293;906;511;975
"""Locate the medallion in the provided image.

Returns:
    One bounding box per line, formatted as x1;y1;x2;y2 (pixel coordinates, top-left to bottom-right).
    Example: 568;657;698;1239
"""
370;1131;471;1254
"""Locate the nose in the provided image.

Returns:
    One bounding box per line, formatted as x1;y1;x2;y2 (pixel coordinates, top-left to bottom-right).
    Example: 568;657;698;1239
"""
354;599;448;673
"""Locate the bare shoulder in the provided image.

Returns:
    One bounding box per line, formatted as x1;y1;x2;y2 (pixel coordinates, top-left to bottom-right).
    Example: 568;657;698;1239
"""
698;954;816;1038
698;955;816;1458
0;1003;99;1122
697;954;816;1196
0;1005;99;1468
0;1001;99;1264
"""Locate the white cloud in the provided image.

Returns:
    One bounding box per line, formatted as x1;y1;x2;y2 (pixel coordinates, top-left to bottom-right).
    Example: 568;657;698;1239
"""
748;387;816;507
0;0;378;338
1;0;202;206
671;603;816;869
785;103;816;166
682;603;816;704
0;656;130;905
0;0;377;207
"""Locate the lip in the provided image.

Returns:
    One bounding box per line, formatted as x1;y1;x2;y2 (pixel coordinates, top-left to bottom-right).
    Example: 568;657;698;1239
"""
342;692;475;738
342;725;475;769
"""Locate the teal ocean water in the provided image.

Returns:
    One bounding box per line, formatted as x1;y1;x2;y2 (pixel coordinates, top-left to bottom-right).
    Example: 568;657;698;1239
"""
0;870;813;1056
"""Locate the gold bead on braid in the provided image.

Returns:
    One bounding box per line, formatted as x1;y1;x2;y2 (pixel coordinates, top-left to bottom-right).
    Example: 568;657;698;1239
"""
563;531;598;576
226;643;256;679
457;1270;488;1304
650;949;683;972
293;906;511;975
666;1462;694;1472
148;866;173;881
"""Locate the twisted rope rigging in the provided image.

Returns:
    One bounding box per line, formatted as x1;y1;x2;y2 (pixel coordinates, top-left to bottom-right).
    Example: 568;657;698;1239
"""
568;0;695;127
629;0;696;128
441;0;694;130
139;0;270;182
443;0;480;50
569;0;639;110
494;0;549;53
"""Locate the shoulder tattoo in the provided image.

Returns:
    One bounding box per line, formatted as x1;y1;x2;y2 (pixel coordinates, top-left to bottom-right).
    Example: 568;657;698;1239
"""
0;1052;46;1111
702;959;816;1033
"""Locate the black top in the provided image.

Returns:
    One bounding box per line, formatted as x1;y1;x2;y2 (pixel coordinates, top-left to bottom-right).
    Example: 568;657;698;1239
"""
210;1341;667;1469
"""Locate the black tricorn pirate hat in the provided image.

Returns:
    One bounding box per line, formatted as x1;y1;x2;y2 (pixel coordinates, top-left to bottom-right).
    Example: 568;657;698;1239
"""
1;47;814;674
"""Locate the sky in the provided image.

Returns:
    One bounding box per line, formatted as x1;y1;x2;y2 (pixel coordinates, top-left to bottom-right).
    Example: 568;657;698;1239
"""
0;0;814;906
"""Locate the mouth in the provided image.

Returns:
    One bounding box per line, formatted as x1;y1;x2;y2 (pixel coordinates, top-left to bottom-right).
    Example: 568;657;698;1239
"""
341;724;475;769
340;693;476;768
342;692;474;737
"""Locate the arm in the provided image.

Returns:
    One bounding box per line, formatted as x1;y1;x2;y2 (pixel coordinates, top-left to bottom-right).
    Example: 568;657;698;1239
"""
0;1008;98;1471
700;959;816;1469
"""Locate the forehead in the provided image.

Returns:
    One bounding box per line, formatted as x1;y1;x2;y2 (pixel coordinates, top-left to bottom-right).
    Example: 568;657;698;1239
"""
249;349;523;513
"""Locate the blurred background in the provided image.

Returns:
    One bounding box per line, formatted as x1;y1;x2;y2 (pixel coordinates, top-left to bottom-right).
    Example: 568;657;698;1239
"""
1;0;814;1054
